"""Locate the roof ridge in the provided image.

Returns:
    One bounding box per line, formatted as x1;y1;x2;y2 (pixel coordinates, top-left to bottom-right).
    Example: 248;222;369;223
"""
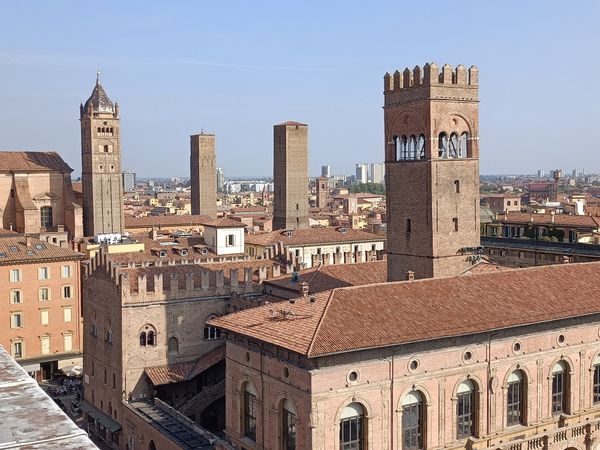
307;289;338;356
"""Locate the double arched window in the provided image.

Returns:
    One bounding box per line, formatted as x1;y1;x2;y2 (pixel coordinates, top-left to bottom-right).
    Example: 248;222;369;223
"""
204;315;222;340
439;132;469;158
280;398;297;450
402;391;424;450
507;370;525;426
139;325;156;347
340;402;365;450
456;380;476;439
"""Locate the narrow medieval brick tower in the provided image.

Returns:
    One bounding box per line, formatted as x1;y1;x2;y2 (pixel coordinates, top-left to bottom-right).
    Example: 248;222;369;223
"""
80;73;124;237
190;132;217;219
384;63;480;281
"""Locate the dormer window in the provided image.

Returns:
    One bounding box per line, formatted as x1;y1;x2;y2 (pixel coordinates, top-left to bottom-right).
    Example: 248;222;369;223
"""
338;226;348;233
284;230;293;238
159;250;167;258
180;249;188;256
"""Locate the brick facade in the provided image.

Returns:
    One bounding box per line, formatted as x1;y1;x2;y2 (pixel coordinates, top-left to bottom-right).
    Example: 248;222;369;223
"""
190;133;217;219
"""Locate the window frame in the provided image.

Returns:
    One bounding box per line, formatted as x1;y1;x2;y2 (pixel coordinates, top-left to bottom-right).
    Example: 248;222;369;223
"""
12;340;23;358
61;265;72;278
506;374;524;426
340;412;364;450
282;402;297;450
244;388;257;441
39;287;50;301
40;206;53;229
551;365;567;415
456;384;475;439
38;267;50;280
62;285;73;299
594;362;600;405
9;269;22;282
11;312;23;329
402;395;424;450
10;289;22;304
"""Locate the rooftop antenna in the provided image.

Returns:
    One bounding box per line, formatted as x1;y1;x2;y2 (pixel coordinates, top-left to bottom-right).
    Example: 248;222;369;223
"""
96;70;101;84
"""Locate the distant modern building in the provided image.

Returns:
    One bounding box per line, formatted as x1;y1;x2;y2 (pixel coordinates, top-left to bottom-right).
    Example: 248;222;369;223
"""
273;122;309;230
122;170;135;191
80;73;124;236
190;132;217;219
216;167;225;192
537;169;545;178
321;164;331;178
355;163;368;184
369;162;385;184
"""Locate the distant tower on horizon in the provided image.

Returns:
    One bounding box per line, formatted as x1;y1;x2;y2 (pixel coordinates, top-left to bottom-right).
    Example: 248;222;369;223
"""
190;133;217;219
80;73;124;237
123;170;136;191
316;176;328;209
273;121;309;230
355;163;368;184
384;62;480;280
216;167;225;193
321;164;331;178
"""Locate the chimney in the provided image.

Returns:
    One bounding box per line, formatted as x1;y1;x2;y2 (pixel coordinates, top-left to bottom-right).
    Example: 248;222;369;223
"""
299;282;309;297
25;235;33;247
551;211;555;223
405;270;415;281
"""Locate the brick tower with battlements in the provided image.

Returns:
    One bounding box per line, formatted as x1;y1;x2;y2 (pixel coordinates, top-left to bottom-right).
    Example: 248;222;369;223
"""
80;73;124;237
384;63;481;281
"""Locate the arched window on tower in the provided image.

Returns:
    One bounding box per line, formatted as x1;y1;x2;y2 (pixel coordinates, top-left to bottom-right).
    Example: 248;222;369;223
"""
417;134;426;160
449;133;460;158
168;336;179;356
40;206;53;229
459;132;469;158
400;136;408;160
139;325;157;347
438;133;448;158
408;135;417;160
103;145;109;153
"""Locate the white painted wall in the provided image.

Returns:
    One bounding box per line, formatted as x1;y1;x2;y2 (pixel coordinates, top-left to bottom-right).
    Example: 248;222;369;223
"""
205;226;245;255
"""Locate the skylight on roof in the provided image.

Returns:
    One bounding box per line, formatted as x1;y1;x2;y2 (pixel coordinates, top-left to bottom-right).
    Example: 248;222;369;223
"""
9;246;18;252
35;244;45;250
0;252;6;258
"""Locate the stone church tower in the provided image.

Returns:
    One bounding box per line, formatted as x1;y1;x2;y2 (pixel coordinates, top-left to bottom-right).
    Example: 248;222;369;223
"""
80;74;124;237
383;63;480;281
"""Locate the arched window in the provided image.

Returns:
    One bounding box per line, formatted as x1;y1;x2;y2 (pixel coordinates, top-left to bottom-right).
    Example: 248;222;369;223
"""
103;145;109;153
147;330;155;346
281;398;297;450
507;370;525;426
593;354;600;404
457;380;476;439
97;127;101;134
449;133;460;158
402;391;424;450
417;134;426;160
148;441;157;450
340;402;365;450
408;135;417;160
459;132;469;157
168;336;179;356
139;331;147;347
454;180;460;194
243;382;258;441
552;361;568;415
204;316;222;340
438;133;448;158
40;206;53;228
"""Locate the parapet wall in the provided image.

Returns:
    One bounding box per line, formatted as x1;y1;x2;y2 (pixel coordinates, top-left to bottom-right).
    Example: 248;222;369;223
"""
384;63;478;92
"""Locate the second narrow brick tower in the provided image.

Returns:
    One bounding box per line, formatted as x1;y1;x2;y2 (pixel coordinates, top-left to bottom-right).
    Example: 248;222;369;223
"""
384;63;481;281
190;132;217;219
273;122;309;230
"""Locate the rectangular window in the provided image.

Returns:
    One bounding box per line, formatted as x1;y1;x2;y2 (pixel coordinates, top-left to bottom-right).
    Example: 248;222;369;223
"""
227;234;235;247
64;307;72;323
453;217;459;232
457;391;474;439
13;341;23;358
41;336;50;355
39;288;50;301
594;365;600;404
38;267;49;280
61;265;72;278
10;290;22;304
9;269;21;282
406;218;412;233
11;313;23;328
283;408;297;450
402;402;423;450
506;380;522;426
64;334;73;352
244;391;257;441
62;286;72;299
40;309;49;325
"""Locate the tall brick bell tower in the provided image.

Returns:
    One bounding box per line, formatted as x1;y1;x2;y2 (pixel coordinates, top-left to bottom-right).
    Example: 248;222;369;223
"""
80;73;124;237
384;63;480;281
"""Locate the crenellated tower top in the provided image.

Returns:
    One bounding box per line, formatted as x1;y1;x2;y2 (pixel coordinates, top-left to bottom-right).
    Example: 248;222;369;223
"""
384;63;478;92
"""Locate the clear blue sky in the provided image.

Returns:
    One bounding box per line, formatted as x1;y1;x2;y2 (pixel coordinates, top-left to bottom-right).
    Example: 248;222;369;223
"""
0;1;598;178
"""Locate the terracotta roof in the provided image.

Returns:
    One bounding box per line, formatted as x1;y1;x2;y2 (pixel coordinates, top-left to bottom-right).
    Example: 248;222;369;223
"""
245;227;385;247
124;214;211;228
144;345;224;386
495;212;600;228
210;262;600;357
0;234;83;265
265;260;387;294
0;151;73;172
201;217;246;228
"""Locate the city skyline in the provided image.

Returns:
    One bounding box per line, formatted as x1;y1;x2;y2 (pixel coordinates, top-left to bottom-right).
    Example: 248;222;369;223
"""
1;2;599;178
